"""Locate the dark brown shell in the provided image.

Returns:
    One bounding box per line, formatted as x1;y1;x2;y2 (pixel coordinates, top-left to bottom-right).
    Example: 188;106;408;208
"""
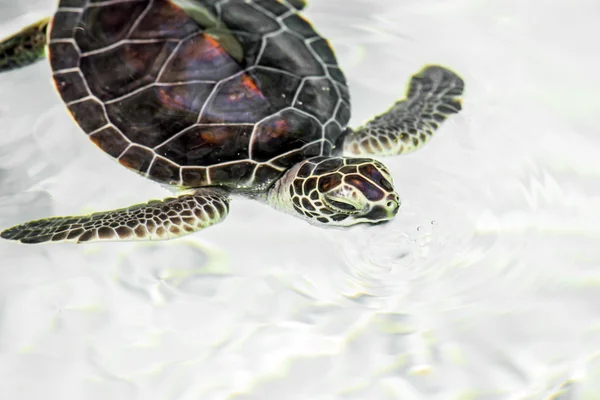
48;0;351;190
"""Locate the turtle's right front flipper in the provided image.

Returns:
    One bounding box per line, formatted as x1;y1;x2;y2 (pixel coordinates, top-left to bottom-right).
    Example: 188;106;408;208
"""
0;188;230;244
0;17;50;73
342;65;464;156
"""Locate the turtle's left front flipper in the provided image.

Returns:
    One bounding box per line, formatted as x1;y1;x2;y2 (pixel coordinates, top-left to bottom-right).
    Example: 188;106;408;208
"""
0;188;230;244
0;17;50;73
342;65;465;156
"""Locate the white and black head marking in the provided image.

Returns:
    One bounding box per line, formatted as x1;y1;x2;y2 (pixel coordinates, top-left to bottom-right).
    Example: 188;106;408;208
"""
288;157;400;226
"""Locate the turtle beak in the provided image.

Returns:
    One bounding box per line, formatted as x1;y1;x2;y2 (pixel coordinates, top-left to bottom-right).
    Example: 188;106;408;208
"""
363;196;400;224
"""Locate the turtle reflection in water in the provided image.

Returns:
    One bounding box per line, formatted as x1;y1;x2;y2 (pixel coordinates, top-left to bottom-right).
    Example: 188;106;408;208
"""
0;0;464;244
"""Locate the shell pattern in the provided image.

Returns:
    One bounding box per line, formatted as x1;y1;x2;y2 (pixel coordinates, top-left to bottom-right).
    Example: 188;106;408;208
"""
48;0;351;190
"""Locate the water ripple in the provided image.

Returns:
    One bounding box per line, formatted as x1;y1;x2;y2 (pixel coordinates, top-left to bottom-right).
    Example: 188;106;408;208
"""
1;0;600;398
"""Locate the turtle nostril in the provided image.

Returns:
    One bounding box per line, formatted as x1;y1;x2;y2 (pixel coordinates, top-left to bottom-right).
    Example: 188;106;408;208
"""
386;200;400;215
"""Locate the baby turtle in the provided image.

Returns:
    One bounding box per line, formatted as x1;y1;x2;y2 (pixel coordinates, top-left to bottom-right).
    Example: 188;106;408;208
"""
0;0;464;244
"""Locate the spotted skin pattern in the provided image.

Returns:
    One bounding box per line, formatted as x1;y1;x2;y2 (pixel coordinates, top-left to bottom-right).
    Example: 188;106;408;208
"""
343;65;464;156
0;188;229;244
0;17;49;72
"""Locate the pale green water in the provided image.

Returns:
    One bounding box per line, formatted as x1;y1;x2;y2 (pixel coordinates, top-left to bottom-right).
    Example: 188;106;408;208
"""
1;0;599;399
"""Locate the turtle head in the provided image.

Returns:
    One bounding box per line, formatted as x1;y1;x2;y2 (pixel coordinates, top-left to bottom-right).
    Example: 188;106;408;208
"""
270;157;400;226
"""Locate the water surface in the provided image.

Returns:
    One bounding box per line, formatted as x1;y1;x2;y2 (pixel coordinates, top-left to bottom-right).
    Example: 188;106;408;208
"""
1;0;599;398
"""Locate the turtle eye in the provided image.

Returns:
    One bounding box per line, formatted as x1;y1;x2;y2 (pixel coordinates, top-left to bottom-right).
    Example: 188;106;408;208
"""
324;197;361;213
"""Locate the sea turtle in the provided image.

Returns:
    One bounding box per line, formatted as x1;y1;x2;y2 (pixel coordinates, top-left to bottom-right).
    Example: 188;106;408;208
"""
0;0;464;244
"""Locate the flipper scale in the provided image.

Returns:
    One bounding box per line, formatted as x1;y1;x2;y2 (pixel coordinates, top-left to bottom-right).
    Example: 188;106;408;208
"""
0;17;49;73
1;188;230;244
342;65;465;156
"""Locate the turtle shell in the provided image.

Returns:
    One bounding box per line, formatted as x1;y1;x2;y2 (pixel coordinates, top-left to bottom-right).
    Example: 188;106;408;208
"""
47;0;351;190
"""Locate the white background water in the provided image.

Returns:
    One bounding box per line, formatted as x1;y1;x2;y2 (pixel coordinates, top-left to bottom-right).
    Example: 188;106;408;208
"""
1;0;600;398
